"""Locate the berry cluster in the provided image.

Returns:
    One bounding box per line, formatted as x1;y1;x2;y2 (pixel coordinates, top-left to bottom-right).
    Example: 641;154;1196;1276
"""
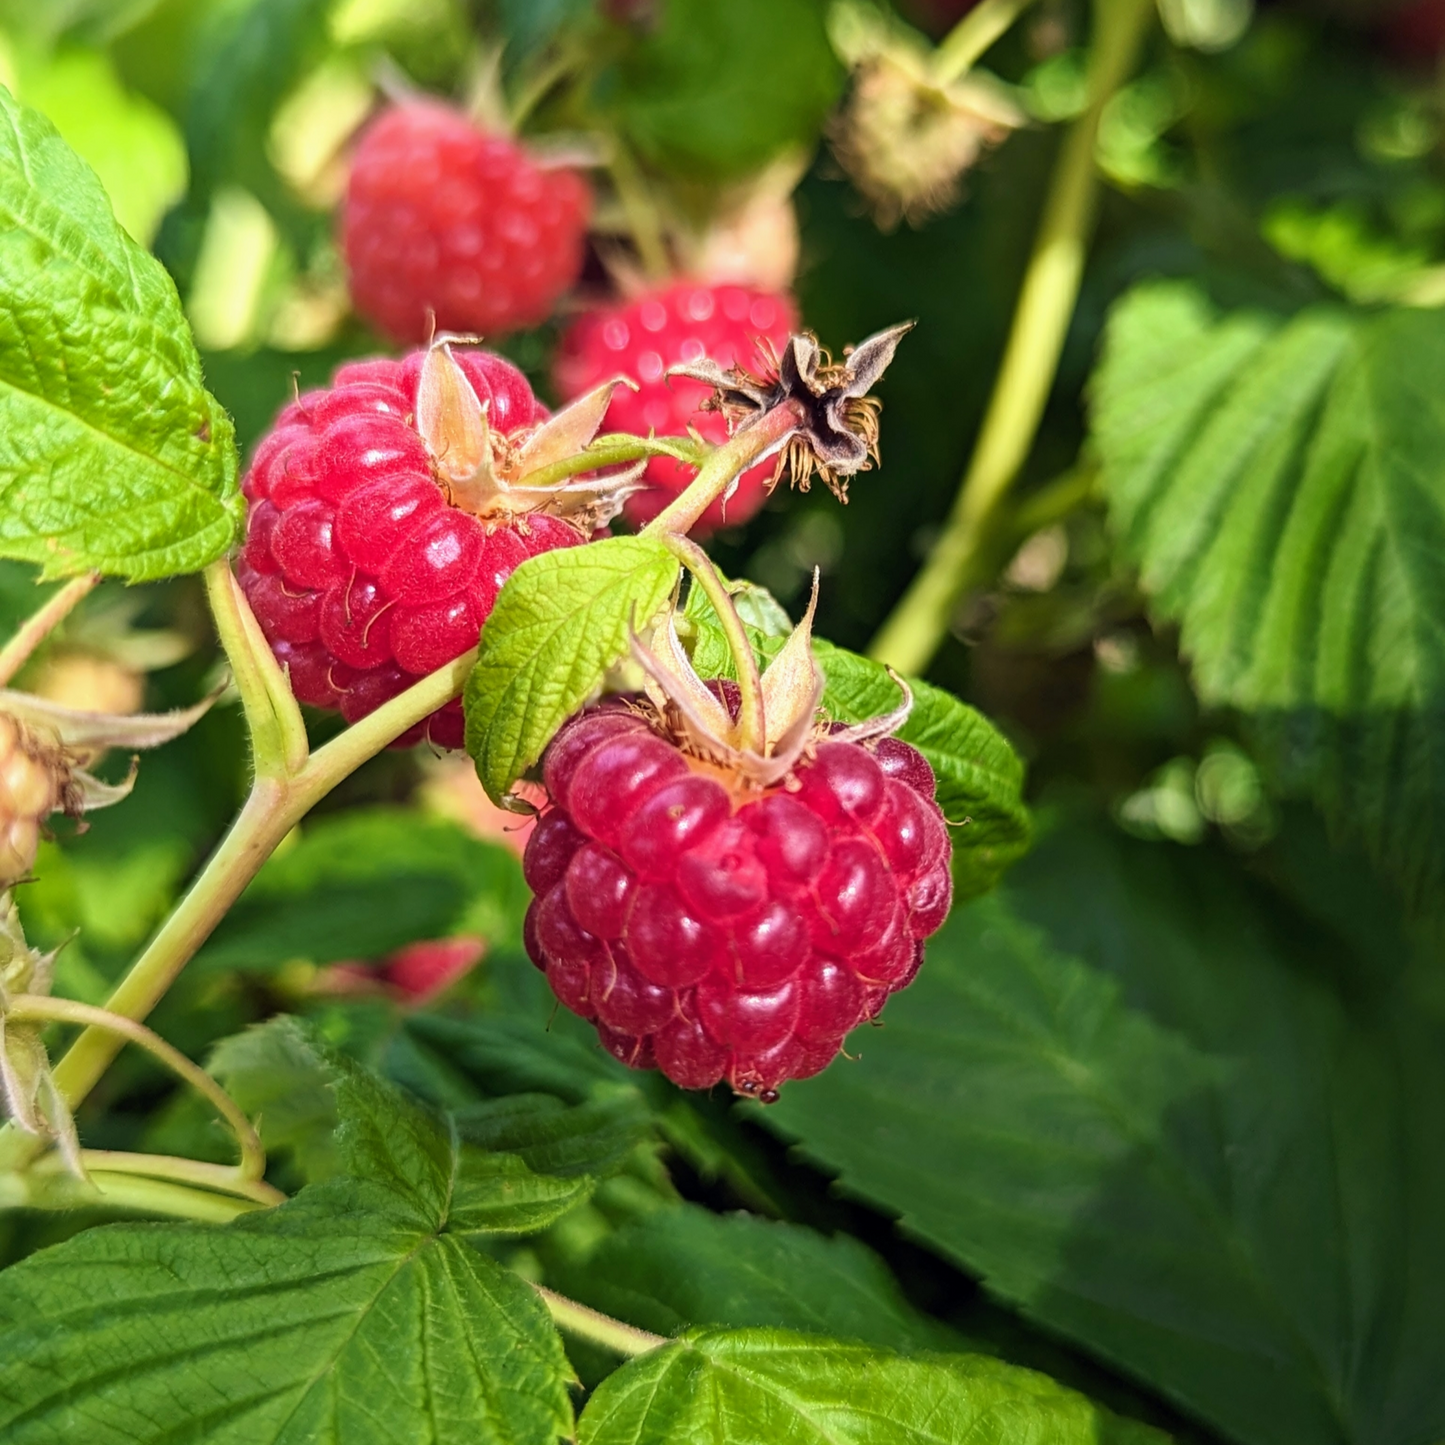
0;714;61;890
343;102;591;345
239;348;580;749
555;282;797;531
522;701;951;1100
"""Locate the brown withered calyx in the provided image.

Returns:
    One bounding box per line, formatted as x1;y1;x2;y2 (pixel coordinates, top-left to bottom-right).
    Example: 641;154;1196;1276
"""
670;321;913;501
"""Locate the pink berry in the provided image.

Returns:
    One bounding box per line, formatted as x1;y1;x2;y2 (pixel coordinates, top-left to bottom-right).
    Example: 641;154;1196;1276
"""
553;281;798;533
522;707;952;1099
342;101;591;344
239;347;580;749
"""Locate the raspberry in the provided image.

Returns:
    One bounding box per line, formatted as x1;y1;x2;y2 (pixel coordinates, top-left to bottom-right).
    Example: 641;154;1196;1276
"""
239;342;632;748
553;281;798;532
342;101;591;344
522;702;951;1100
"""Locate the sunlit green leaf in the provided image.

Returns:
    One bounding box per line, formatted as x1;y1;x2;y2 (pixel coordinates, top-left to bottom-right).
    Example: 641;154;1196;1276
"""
0;85;239;579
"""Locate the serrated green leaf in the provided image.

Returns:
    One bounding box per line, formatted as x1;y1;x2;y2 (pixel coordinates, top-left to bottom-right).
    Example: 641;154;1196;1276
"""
464;535;679;802
603;0;842;182
214;1017;597;1234
1091;280;1445;901
577;1329;1163;1445
553;1205;957;1351
196;807;527;971
453;1092;654;1180
0;85;240;579
0;1178;573;1445
766;819;1445;1445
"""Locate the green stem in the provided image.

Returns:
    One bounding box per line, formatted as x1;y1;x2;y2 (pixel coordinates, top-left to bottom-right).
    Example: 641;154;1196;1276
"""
644;400;806;538
0;572;99;687
0;644;478;1175
35;1149;285;1207
934;0;1037;83
205;559;308;780
10;1167;266;1223
868;0;1154;676
6;995;270;1184
532;1284;665;1357
662;535;765;753
518;433;706;494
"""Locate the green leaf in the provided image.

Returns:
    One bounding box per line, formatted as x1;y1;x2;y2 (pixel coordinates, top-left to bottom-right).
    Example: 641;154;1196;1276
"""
1091;280;1445;900
0;85;240;579
813;643;1032;899
577;1329;1163;1445
453;1092;655;1181
766;819;1445;1445
0;1180;574;1445
552;1204;957;1351
10;45;187;244
464;535;679;802
602;0;843;182
213;1017;598;1234
196;807;528;971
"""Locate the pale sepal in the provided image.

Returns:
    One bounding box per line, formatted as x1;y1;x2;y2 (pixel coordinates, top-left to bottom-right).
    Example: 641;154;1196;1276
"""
759;570;823;755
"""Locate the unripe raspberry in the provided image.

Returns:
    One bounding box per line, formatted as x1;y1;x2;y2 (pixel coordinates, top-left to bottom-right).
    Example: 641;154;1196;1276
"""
522;702;951;1101
240;343;634;748
0;714;64;889
553;281;798;532
342;101;591;344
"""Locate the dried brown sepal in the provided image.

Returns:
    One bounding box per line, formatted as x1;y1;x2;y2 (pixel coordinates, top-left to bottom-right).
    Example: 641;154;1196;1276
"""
670;322;913;501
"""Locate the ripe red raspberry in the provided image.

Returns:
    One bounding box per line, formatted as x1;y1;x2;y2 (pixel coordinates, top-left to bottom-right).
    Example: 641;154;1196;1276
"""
521;700;951;1100
239;343;628;749
342;101;591;345
553;281;798;533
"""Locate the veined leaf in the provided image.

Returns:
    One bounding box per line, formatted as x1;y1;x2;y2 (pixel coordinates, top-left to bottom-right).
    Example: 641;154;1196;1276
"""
0;86;240;580
1091;280;1445;900
214;1017;598;1234
577;1329;1163;1445
0;1022;576;1443
552;1205;958;1352
464;535;678;802
0;1181;573;1445
767;819;1445;1445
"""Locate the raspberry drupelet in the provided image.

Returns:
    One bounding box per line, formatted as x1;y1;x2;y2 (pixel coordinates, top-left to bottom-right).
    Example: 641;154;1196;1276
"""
521;585;951;1101
342;101;591;345
554;281;798;532
239;340;640;748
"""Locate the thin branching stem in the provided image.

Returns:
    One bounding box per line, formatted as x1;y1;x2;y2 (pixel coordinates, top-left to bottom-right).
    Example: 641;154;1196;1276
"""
0;573;100;687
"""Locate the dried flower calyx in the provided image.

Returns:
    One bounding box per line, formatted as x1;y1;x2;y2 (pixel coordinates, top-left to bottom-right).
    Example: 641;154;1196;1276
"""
670;322;913;501
418;336;646;533
0;690;215;890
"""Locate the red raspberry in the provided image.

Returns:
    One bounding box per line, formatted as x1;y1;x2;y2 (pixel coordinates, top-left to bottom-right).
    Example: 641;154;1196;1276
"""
342;101;591;344
239;346;587;748
521;699;951;1100
553;281;798;533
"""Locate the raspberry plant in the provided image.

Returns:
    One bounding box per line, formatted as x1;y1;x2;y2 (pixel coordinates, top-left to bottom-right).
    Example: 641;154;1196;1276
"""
1;4;1445;1445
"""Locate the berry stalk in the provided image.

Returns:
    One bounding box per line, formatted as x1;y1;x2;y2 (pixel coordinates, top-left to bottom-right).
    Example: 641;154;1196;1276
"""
531;1284;666;1357
0;573;98;687
642;397;807;538
934;0;1039;84
868;0;1155;675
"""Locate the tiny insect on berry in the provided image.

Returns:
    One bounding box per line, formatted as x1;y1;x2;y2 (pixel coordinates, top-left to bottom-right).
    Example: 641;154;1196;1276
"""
554;281;798;533
521;581;951;1102
239;341;641;748
342;100;591;344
